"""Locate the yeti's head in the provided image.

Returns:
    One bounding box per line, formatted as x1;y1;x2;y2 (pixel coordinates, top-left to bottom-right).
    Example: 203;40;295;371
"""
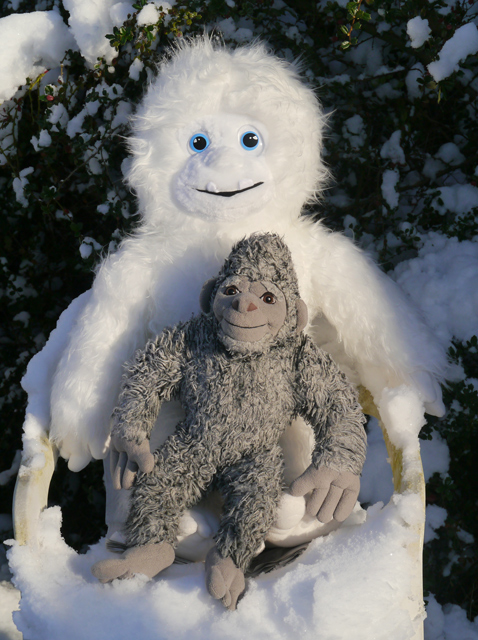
127;37;327;227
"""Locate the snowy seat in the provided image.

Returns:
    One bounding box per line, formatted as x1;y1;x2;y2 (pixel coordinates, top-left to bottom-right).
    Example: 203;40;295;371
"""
9;386;426;640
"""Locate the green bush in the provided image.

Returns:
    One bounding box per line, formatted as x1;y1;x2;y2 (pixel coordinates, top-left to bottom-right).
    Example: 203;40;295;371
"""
1;0;477;618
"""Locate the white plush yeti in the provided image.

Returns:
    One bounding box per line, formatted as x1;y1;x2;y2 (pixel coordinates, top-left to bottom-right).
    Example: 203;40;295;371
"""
23;37;447;556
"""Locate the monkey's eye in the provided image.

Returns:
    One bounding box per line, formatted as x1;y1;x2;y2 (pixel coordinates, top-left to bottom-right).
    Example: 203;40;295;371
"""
240;131;260;150
189;133;210;153
224;285;239;296
261;292;276;304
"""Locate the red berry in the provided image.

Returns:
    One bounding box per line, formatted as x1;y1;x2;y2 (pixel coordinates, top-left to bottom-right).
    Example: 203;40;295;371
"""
46;94;54;101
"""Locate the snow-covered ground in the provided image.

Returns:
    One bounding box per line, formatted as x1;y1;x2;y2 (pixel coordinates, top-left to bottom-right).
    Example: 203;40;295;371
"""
1;415;477;639
1;1;478;639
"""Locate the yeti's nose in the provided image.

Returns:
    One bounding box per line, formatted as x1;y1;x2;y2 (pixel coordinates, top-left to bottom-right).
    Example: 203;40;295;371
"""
202;146;247;170
232;296;258;313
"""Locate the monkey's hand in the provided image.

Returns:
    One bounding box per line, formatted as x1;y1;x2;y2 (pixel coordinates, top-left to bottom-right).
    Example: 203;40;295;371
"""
289;466;360;523
110;434;155;490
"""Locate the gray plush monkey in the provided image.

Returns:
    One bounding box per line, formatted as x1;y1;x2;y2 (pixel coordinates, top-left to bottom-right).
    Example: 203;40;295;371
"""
91;233;367;610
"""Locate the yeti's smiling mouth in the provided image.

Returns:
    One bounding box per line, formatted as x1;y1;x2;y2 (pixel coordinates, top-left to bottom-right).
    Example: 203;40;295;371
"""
196;182;264;198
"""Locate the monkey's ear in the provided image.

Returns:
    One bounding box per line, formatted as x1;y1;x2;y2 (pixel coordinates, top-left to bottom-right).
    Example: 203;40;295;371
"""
295;299;308;334
199;278;219;314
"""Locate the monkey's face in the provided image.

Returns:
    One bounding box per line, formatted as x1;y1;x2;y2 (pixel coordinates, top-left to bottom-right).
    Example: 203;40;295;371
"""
213;276;287;349
173;114;275;222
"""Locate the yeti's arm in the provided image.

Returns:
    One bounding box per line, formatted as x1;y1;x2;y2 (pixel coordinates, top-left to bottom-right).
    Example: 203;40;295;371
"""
49;239;157;470
290;336;367;522
303;222;447;416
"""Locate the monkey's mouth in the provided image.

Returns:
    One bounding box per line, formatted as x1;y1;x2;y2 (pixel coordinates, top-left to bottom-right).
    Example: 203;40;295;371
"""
223;319;267;330
195;182;264;198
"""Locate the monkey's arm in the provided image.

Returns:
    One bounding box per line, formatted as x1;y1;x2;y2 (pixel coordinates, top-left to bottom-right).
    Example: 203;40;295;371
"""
291;336;367;522
110;324;187;489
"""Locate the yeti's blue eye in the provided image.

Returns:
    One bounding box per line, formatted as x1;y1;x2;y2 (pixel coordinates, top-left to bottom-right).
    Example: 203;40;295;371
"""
189;133;210;153
241;131;260;150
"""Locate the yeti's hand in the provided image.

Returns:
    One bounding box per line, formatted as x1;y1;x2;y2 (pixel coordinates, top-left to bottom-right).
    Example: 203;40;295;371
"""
110;434;155;490
290;466;360;523
410;370;446;417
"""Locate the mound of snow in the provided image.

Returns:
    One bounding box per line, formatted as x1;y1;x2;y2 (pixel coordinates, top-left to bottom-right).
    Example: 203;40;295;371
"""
0;11;76;102
393;233;478;346
428;23;478;82
7;500;423;640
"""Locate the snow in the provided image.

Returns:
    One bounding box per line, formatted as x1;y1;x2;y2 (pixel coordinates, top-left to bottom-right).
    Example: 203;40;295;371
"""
432;184;478;216
0;451;21;486
4;366;444;639
0;581;22;640
424;505;447;543
137;4;161;26
6;337;452;638
216;18;253;43
111;100;132;128
359;417;394;505
4;498;423;640
407;17;431;49
348;38;383;75
393;233;478;346
342;115;366;148
48;103;69;128
12;167;34;208
381;130;406;165
129;58;144;81
110;2;135;27
31;130;52;151
421;430;450;482
378;386;426;455
382;169;400;208
425;595;478;640
0;11;76;102
435;143;465;167
428;23;478;82
80;237;102;259
423;157;445;181
62;0;118;66
406;63;425;99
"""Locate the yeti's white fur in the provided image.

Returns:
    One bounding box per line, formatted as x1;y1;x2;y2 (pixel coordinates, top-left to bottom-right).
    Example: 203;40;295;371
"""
28;38;446;546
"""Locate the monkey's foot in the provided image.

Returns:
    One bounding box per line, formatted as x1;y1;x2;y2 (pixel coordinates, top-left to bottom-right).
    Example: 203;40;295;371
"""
91;541;175;583
205;547;245;611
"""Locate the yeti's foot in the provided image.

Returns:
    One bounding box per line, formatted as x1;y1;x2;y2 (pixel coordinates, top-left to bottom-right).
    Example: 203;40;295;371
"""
205;547;245;611
91;541;175;583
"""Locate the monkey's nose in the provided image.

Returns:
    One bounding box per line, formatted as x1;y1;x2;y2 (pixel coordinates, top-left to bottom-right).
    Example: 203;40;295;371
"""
232;297;258;313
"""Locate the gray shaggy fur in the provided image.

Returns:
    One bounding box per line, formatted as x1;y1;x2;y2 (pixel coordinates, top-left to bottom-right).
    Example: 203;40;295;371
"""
112;234;366;572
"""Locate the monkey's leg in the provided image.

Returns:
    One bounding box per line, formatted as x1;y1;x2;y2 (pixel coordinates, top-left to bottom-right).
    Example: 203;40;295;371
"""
92;433;215;583
206;445;284;609
91;541;175;583
125;432;216;548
